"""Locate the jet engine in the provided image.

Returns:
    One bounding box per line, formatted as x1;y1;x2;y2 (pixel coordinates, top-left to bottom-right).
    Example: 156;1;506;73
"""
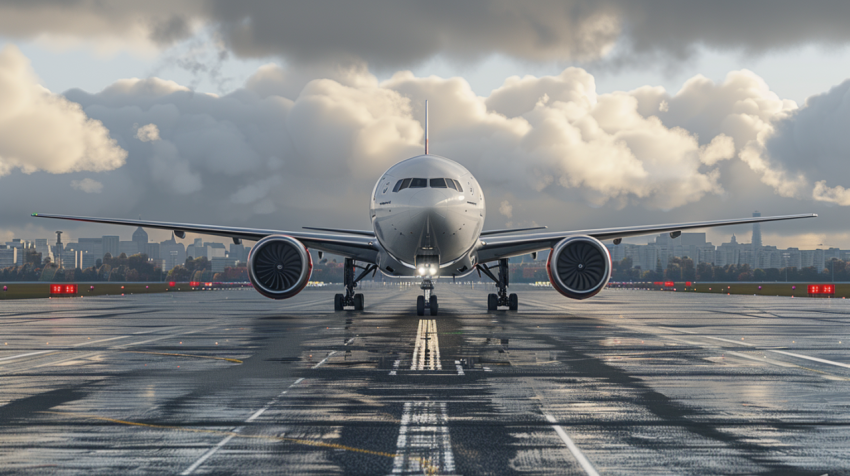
547;235;611;300
248;235;313;300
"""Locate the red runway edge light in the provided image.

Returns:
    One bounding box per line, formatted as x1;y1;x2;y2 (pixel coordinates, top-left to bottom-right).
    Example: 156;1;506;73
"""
50;284;78;296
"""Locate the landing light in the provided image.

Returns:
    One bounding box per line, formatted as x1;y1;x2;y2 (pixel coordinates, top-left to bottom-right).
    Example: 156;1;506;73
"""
429;266;437;276
418;266;426;275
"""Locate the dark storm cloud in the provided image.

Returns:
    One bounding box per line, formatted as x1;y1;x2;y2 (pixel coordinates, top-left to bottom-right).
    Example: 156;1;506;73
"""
2;1;850;66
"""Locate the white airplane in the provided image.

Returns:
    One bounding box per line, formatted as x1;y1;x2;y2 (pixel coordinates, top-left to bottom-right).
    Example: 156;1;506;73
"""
33;102;816;316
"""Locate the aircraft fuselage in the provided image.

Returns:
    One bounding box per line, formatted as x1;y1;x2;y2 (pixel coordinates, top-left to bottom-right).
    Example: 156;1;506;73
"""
370;155;485;277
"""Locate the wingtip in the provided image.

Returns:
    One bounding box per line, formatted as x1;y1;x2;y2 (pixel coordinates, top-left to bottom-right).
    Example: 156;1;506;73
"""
813;213;819;217
31;213;38;217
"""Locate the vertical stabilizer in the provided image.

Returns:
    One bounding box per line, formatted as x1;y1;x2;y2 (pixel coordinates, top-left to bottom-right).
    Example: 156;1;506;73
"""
425;99;429;155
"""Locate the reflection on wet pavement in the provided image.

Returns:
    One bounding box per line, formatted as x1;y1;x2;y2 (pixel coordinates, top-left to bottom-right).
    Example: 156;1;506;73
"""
0;285;849;474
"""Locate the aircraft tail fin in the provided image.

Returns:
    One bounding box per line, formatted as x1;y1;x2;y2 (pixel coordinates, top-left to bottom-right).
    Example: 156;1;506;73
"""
425;99;429;155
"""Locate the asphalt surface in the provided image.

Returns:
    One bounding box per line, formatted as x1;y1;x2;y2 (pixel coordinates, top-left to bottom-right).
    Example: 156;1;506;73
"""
1;283;849;475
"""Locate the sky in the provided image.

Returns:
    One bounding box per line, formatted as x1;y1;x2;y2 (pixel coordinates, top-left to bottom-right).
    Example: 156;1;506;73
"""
1;1;850;250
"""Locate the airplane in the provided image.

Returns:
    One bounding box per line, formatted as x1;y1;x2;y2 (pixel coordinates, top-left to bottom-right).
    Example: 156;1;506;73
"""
33;101;816;316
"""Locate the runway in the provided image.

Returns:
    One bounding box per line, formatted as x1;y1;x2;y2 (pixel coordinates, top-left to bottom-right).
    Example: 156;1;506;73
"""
1;284;849;475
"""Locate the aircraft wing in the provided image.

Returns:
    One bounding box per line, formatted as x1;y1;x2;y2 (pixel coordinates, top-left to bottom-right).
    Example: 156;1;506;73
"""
31;213;379;262
476;213;817;263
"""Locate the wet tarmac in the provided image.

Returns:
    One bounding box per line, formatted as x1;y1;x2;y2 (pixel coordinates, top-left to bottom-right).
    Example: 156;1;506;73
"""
1;284;849;475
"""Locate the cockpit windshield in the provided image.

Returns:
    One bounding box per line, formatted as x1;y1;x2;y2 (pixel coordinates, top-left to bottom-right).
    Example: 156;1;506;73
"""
393;178;462;192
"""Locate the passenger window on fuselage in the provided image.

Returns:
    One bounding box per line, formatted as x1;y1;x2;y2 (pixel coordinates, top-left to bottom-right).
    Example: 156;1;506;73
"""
430;178;447;188
398;178;411;191
446;179;457;191
392;179;403;192
454;180;463;192
410;178;427;188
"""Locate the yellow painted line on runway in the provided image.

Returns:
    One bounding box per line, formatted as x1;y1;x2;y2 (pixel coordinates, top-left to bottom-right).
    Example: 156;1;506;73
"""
39;411;439;474
121;351;242;364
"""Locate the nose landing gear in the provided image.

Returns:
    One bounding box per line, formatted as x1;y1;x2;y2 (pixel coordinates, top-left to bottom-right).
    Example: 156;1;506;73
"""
417;277;438;316
478;258;518;311
334;258;376;311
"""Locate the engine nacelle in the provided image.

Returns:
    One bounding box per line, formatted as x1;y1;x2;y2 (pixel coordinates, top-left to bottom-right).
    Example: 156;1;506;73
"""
547;235;611;300
248;235;312;300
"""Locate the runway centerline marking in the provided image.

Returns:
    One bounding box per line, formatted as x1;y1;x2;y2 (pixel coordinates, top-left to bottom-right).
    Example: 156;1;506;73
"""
392;319;455;474
391;401;455;475
411;319;441;371
181;377;306;475
544;413;600;476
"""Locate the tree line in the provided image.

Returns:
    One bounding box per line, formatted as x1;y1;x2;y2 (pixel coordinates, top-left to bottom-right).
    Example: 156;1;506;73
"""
611;256;850;282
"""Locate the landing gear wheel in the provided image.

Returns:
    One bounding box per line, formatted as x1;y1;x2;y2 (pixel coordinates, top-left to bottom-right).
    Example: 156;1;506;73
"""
353;293;364;311
487;293;497;311
429;295;438;316
508;293;518;311
417;296;426;316
334;293;344;311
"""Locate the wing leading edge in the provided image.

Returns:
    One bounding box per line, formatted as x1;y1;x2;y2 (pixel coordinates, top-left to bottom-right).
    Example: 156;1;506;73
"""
31;213;378;262
476;213;817;263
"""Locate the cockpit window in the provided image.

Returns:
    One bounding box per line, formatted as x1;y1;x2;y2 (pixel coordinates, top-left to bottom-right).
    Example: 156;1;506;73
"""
453;180;463;192
392;179;403;192
410;178;427;188
430;178;447;188
398;178;411;191
445;179;457;191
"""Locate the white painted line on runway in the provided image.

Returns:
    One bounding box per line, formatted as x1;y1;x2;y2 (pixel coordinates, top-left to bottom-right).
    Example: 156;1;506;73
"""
181;377;306;475
71;335;130;347
180;434;237;475
0;350;53;362
389;359;400;376
658;326;850;369
544;413;599;476
769;350;850;369
312;351;337;369
454;360;465;376
391;401;455;475
411;320;441;371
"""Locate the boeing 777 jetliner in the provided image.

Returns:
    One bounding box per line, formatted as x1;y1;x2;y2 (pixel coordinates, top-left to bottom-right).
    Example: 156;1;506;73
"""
33;102;816;316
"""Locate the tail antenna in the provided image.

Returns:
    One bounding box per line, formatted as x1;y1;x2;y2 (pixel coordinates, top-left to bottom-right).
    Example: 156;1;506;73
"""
424;99;429;155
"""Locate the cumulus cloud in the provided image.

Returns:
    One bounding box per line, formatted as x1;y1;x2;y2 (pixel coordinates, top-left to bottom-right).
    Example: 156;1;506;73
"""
5;47;850;243
136;123;161;142
70;178;104;193
0;44;127;177
759;80;850;206
499;200;513;218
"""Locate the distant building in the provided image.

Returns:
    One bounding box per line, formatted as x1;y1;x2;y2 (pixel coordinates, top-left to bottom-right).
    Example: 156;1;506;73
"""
5;239;24;265
132;227;148;256
145;242;160;261
0;246;16;268
119;241;138;256
160;233;186;271
35;238;51;263
206;242;226;259
102;235;119;258
211;257;238;273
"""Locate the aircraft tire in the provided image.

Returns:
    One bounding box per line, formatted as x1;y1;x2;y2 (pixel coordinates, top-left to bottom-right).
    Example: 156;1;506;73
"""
429;295;438;316
508;293;518;311
487;293;497;311
334;294;344;311
354;293;364;311
417;296;426;316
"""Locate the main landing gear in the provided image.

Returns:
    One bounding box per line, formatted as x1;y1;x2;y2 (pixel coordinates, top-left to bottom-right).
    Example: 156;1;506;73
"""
334;258;376;311
478;258;518;311
417;277;438;316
